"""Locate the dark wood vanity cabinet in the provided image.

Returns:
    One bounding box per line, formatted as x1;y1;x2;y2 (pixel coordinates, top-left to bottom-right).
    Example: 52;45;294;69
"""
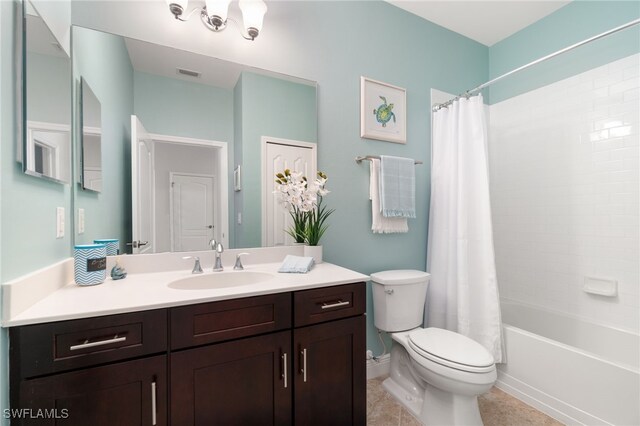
10;282;365;425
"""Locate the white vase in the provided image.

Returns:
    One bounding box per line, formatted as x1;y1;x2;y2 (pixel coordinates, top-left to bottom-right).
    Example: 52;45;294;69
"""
304;245;323;264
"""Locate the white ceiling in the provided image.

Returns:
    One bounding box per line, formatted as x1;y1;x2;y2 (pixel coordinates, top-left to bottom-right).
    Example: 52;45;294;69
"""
385;0;571;46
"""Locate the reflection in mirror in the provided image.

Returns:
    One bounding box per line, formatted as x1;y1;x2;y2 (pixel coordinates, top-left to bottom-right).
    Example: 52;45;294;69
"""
80;78;102;192
72;26;317;253
22;0;71;184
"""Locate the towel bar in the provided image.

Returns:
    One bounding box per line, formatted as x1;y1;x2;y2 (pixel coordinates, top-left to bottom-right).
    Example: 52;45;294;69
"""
355;155;423;165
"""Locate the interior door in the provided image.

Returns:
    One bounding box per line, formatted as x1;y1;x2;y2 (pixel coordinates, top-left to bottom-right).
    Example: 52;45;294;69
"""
170;174;215;251
264;140;316;247
131;115;154;254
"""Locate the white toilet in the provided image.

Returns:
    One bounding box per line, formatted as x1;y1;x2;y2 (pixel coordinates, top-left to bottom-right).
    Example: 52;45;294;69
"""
371;270;496;426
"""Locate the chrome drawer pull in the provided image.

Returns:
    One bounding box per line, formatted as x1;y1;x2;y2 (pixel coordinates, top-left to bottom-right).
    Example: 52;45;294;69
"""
282;353;288;389
69;334;127;351
151;381;157;425
320;300;350;310
301;348;307;382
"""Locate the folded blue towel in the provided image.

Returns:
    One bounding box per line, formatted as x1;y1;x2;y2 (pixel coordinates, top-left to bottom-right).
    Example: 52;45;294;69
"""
278;255;315;274
379;155;416;218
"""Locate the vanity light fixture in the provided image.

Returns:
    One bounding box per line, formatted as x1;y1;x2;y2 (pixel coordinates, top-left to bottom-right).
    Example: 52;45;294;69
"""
166;0;267;41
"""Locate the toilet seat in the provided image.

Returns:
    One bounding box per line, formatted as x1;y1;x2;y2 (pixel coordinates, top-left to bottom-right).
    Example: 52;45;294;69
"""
408;328;495;374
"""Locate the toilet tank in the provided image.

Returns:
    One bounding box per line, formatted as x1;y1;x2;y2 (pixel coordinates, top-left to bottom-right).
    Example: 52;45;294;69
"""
371;270;430;332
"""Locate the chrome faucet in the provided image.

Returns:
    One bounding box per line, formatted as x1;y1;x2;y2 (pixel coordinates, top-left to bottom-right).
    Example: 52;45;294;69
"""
233;253;250;270
182;256;203;274
210;239;224;271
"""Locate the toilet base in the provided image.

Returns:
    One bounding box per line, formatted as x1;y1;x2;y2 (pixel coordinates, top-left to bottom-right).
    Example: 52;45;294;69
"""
421;383;483;426
382;376;423;419
382;375;484;426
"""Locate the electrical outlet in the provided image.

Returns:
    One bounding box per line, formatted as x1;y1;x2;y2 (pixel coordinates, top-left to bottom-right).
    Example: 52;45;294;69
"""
78;208;85;234
56;207;65;238
237;212;242;225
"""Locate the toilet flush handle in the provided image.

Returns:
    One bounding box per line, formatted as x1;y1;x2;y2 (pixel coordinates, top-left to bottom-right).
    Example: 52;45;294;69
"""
385;289;394;295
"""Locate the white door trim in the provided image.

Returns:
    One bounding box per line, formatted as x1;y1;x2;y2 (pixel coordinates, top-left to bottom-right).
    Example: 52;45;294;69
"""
260;136;317;246
150;133;229;249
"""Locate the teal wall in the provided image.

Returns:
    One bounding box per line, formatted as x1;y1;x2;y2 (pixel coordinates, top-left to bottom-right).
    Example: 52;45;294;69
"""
235;71;318;248
488;1;640;104
72;26;133;250
133;71;234;143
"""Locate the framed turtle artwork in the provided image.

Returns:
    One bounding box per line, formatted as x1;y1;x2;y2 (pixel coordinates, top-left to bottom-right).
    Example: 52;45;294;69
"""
360;76;406;144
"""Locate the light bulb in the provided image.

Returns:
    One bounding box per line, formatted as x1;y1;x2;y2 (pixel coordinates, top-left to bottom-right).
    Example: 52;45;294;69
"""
205;0;231;23
166;0;188;17
239;0;267;38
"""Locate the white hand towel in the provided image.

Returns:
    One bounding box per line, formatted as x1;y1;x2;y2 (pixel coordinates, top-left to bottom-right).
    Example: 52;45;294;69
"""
370;159;408;234
278;255;315;273
379;155;416;218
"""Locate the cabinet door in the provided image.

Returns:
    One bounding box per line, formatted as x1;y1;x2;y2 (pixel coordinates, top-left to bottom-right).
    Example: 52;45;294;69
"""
171;330;292;426
293;315;366;426
18;355;166;426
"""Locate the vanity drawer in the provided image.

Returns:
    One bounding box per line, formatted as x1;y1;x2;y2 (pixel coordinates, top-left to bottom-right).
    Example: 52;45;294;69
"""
170;293;291;350
294;282;365;327
11;309;167;379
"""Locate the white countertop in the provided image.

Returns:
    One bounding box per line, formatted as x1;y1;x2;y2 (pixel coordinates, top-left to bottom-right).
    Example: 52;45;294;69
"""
3;261;369;327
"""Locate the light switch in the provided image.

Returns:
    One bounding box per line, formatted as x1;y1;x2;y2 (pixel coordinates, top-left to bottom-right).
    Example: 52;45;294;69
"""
78;208;85;234
56;207;65;238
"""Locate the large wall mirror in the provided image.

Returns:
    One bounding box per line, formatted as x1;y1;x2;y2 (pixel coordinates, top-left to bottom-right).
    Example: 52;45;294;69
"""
72;26;317;254
19;0;71;184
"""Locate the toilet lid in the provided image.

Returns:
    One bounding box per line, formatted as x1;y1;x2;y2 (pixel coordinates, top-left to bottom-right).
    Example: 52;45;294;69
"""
408;328;495;373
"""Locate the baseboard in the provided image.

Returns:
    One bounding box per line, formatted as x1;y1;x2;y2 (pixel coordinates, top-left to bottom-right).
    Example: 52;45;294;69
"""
496;371;610;426
366;354;390;379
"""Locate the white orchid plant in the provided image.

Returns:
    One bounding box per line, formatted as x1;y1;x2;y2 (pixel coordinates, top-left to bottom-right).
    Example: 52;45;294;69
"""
274;169;333;245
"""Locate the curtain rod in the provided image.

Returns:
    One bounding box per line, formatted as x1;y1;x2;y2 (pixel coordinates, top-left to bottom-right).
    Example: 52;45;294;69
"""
432;18;640;112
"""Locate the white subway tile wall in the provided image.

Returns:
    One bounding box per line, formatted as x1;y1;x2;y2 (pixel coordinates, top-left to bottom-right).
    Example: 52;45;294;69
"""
489;54;639;332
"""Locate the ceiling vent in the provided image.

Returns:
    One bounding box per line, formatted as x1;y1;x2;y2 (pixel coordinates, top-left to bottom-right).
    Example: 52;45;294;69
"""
177;68;201;78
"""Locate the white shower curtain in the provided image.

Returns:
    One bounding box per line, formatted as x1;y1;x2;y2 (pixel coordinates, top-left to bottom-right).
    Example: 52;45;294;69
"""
426;94;504;363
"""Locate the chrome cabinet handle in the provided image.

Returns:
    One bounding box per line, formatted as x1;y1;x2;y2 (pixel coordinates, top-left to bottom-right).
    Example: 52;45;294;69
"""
301;348;307;382
69;335;127;351
320;300;350;310
151;381;157;425
282;353;288;389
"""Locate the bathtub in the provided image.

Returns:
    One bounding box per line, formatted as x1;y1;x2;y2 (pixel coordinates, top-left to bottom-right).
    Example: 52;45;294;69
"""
498;300;640;426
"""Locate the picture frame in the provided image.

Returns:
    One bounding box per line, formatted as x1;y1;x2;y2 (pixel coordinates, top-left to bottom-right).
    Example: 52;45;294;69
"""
360;76;406;144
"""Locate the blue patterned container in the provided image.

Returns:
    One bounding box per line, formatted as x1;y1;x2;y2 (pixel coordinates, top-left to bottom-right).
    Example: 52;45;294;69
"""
74;244;107;286
94;239;119;256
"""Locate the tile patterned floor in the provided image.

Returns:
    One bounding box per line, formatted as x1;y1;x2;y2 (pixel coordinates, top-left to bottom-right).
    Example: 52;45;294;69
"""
367;376;564;426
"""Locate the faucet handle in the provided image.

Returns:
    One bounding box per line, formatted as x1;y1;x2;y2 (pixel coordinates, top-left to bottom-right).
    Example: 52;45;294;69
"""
182;256;203;274
215;242;224;254
209;239;217;250
233;253;250;270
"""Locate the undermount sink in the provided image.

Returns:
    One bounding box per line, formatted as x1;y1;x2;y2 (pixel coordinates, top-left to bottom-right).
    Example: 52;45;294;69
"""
168;271;274;290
